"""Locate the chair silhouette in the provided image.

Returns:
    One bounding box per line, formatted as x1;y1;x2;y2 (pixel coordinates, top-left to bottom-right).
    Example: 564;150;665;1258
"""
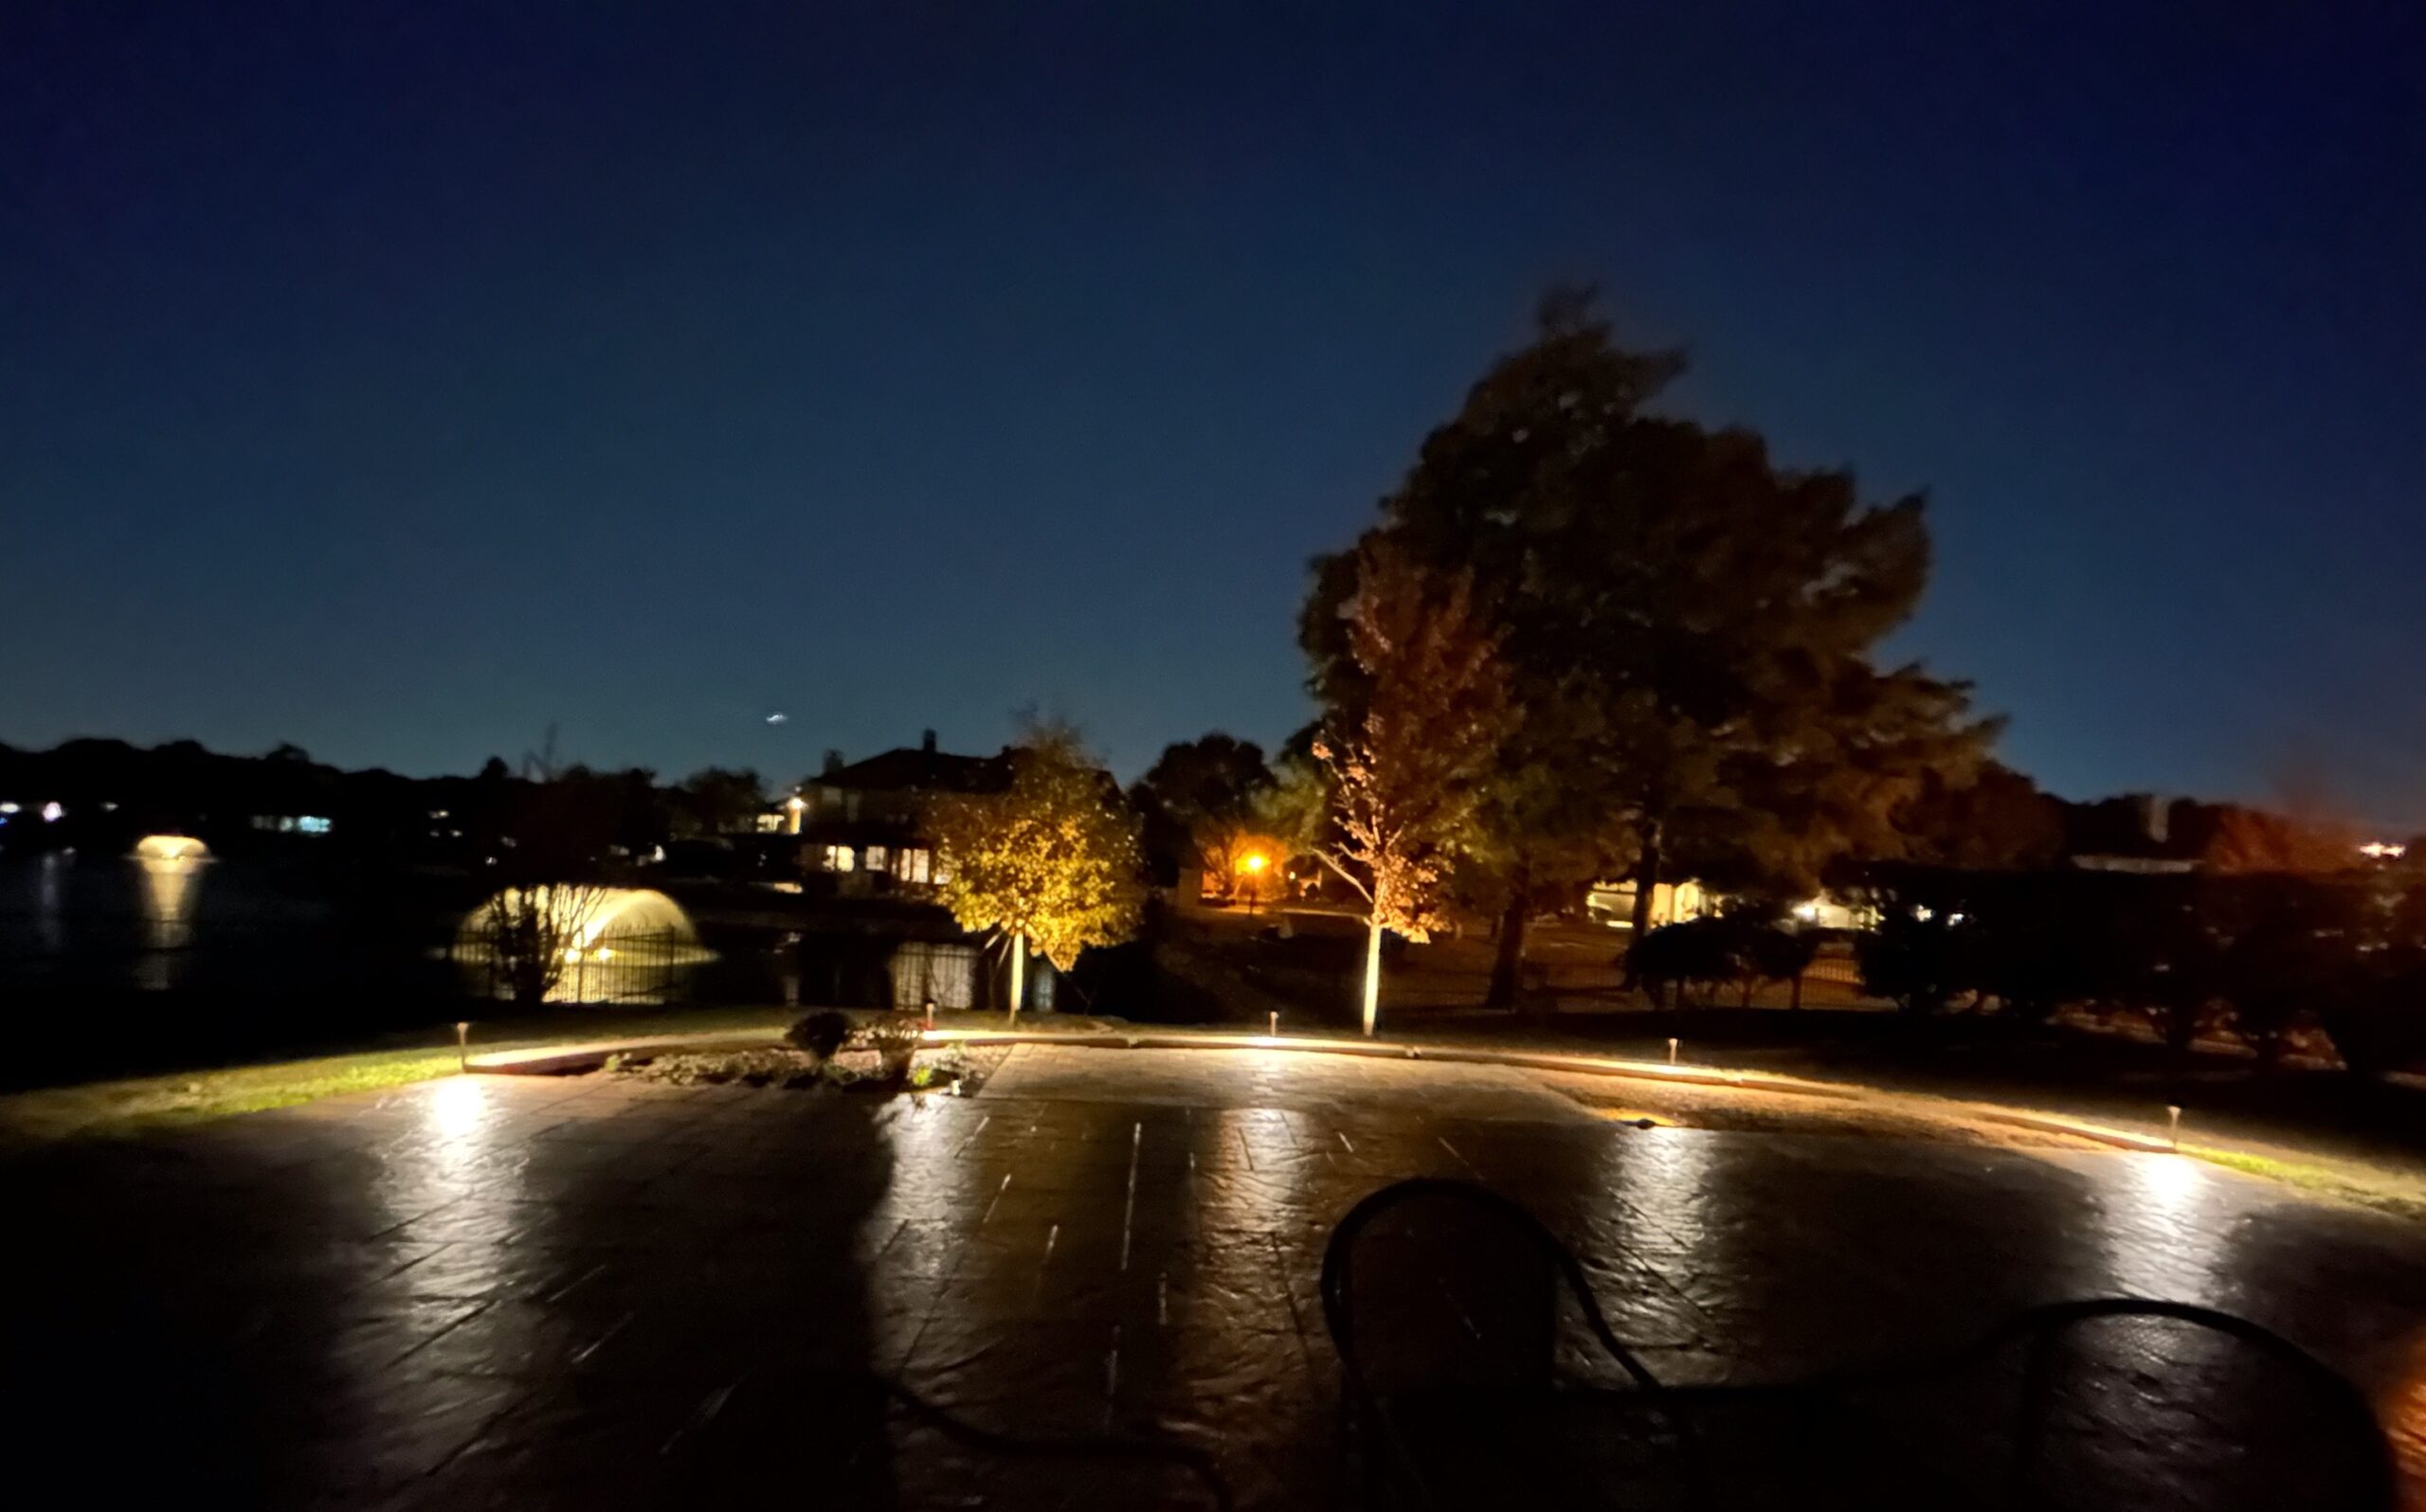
1320;1179;2397;1511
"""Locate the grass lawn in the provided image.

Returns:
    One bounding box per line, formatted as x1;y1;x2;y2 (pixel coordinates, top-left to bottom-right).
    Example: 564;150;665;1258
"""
2184;1145;2426;1224
0;1004;1139;1146
0;1004;795;1145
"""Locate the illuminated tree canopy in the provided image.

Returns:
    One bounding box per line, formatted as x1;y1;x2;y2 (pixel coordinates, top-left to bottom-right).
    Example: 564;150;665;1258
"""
1309;539;1511;1033
931;725;1146;973
1304;290;1996;997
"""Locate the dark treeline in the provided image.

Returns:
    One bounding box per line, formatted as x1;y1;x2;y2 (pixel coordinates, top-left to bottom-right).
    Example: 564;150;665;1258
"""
1850;865;2426;1081
0;736;783;872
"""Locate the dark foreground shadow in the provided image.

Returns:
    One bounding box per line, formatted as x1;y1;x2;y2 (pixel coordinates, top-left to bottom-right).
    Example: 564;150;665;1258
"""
0;1080;906;1508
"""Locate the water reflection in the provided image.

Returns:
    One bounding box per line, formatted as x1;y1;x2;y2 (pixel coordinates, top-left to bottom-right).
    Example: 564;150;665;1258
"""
427;1074;493;1143
35;851;65;954
136;844;208;991
2385;1330;2426;1494
368;1076;526;1259
1602;1125;1721;1255
2093;1153;2228;1301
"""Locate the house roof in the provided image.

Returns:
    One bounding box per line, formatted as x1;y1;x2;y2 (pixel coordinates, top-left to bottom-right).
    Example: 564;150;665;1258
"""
815;746;1012;796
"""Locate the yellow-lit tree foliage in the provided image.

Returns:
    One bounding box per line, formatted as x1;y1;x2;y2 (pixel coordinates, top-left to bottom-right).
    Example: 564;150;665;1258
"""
1312;540;1511;1035
931;724;1145;1017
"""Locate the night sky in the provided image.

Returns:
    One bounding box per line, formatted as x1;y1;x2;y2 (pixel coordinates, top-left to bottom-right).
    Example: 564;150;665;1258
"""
6;4;2421;823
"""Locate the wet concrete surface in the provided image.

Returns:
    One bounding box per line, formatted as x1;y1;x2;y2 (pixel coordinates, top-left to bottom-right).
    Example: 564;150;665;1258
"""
6;1043;2423;1507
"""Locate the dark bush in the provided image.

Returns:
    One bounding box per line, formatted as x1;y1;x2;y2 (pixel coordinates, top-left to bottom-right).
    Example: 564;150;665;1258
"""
1627;917;1740;1005
1631;910;1821;1007
1744;922;1820;990
1964;872;2092;1021
785;1010;852;1061
1845;863;2426;1076
2218;878;2361;1068
2319;965;2426;1078
1855;905;1971;1015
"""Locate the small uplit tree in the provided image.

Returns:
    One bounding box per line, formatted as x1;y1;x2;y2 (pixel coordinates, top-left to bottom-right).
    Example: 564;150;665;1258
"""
472;881;615;1006
466;738;622;1006
930;723;1146;1019
1310;540;1510;1035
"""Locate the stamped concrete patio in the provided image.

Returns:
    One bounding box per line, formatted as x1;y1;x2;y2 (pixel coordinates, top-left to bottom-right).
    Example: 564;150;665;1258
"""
8;1043;2423;1507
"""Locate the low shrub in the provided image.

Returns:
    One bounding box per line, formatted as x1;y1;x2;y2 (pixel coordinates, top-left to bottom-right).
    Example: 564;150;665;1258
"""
616;1049;824;1089
786;1010;852;1061
1628;917;1738;1004
1631;911;1821;1007
860;1011;925;1084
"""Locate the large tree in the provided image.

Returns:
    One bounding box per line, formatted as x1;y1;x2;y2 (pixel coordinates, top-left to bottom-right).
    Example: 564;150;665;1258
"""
671;766;769;839
1305;293;1991;996
929;723;1145;1018
2187;802;2359;875
1131;733;1277;899
1304;290;1671;1003
1893;761;2067;872
1306;539;1510;1035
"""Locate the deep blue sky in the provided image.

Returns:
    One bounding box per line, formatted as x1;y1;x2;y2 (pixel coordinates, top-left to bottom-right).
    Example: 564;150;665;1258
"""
6;3;2422;822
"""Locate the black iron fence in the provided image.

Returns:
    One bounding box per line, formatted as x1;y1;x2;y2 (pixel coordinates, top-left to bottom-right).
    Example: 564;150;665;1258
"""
454;927;710;1007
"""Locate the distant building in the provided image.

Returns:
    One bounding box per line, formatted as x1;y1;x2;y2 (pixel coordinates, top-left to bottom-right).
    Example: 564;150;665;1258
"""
1584;878;1868;931
2062;793;2198;874
796;729;1011;894
1585;878;1712;930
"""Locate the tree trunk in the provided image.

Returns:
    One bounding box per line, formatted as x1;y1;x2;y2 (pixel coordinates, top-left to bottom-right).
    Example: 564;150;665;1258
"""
1007;932;1026;1023
1361;918;1384;1037
1483;863;1532;1011
1620;826;1663;990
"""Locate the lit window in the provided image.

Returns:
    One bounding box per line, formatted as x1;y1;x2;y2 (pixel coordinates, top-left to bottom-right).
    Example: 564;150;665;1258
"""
866;845;889;872
824;844;857;873
904;848;932;884
297;816;331;835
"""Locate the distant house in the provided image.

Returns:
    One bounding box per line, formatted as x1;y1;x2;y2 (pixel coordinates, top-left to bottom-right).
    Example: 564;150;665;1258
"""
796;729;1011;894
2061;793;2200;874
1584;878;1869;931
1584;878;1713;931
2057;793;2362;876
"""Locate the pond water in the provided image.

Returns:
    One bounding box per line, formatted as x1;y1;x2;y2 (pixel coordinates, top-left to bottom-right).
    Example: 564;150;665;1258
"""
0;850;1039;1088
0;848;352;994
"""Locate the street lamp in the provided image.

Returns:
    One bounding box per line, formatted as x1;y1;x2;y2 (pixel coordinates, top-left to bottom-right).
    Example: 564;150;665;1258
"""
1240;852;1269;915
